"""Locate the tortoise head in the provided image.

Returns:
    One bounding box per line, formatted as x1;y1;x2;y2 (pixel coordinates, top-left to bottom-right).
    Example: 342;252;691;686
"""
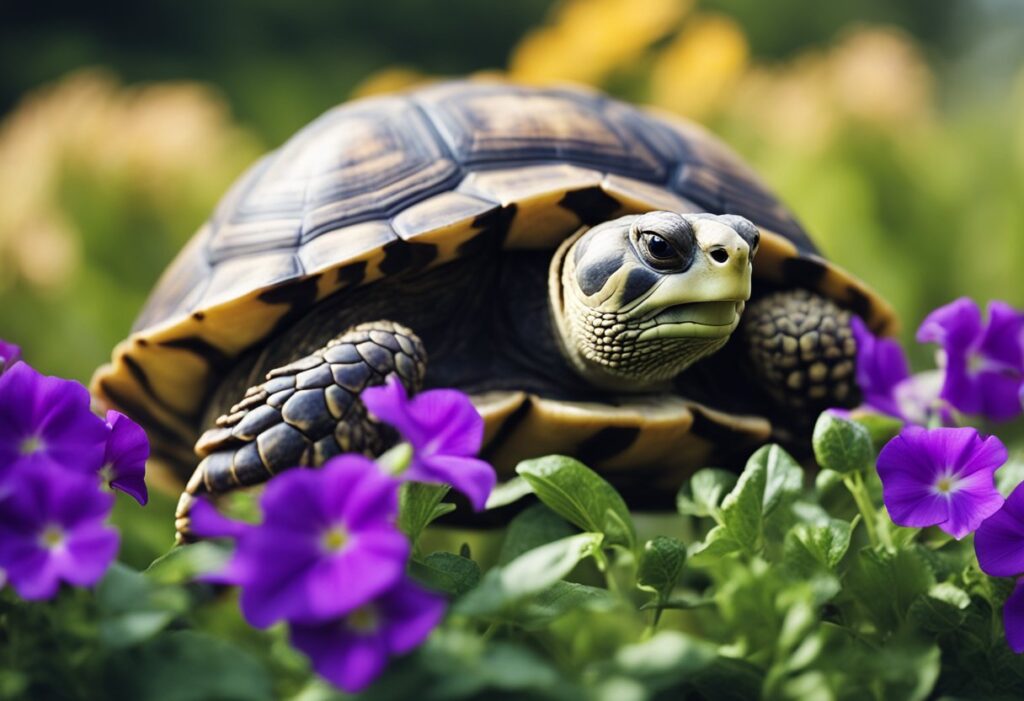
550;211;759;391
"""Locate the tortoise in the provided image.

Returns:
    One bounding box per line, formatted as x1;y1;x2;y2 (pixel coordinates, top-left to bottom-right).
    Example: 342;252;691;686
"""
90;80;896;538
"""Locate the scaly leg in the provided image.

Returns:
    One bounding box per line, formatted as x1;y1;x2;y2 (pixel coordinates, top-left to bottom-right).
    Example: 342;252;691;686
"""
174;320;426;541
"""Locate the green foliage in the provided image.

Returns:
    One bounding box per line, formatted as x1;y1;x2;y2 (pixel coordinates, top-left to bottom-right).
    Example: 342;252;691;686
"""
812;412;874;475
398;482;455;547
517;455;637;551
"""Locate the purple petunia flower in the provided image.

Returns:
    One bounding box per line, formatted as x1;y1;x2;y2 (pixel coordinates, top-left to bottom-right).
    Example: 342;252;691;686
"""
0;363;110;481
851;316;911;419
0;339;20;374
917;298;1024;422
362;376;496;511
850;317;947;425
1004;580;1024;654
289;577;445;693
0;463;119;600
193;455;410;628
100;411;149;505
876;426;1006;539
974;481;1024;578
975;483;1024;653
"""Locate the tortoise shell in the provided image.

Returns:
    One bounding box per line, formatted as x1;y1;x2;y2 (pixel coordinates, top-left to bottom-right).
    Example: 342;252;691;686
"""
91;80;895;478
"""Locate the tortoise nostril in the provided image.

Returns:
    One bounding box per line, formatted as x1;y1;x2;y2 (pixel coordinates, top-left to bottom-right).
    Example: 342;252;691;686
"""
710;247;729;264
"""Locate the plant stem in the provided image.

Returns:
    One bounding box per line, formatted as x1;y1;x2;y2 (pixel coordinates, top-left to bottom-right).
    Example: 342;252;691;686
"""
844;472;881;548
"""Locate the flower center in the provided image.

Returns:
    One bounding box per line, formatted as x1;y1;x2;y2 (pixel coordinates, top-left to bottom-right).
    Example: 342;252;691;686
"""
19;435;44;456
39;523;65;549
934;473;960;495
321;524;350;553
99;462;115;485
347;604;379;634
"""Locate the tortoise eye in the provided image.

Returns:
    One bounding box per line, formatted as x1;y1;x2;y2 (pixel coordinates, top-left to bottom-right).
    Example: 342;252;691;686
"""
639;232;683;269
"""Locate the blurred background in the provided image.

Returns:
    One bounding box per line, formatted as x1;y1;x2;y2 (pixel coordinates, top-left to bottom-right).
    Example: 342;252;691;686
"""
2;0;1023;384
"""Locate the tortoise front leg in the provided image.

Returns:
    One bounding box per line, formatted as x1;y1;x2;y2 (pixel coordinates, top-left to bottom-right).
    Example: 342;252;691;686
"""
174;320;426;541
741;289;861;421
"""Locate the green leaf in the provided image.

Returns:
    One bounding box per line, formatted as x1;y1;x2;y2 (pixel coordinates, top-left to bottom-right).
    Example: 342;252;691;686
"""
783;519;852;576
97;563;189;648
639;591;714;610
676;468;737;519
614;631;717;688
410;551;481;597
144;541;231;585
846;546;936;631
516;455;636;551
757;444;804;516
907;582;971;634
455;532;604;617
687;525;742;566
812;411;873;474
498;503;577;565
516;581;617;630
485;476;535;509
637;536;687;600
398;481;454;544
107;630;274;701
853;411;904;448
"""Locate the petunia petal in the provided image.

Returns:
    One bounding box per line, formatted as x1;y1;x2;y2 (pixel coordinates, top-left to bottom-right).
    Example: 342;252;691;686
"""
104;411;149;504
0;339;20;373
302;529;409;621
362;376;429;447
61;524;121;586
290;622;389;693
379;579;446;654
917;297;981;353
942;486;1004;539
319;455;399;531
1004;579;1024;654
975;482;1024;577
410;454;496;511
976;370;1024;423
978;301;1024;370
405;388;485;458
188;498;253;540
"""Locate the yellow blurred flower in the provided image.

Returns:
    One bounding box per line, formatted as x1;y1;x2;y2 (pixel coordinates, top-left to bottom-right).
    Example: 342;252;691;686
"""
0;69;257;293
828;27;933;126
509;0;689;86
649;13;749;119
351;67;432;98
726;27;932;152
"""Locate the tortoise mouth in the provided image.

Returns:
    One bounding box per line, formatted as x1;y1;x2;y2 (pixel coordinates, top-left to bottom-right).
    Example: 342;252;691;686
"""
638;301;743;340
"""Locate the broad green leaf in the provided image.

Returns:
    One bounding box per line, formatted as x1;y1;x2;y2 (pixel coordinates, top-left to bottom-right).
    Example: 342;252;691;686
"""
398;481;454;544
106;631;273;701
614;631;717;687
812;411;873;475
516;455;636;550
676;468;737;519
755;444;804;516
422;629;565;699
97;563;189;648
485;476;535;509
907;582;971;634
410;552;481;597
783;519;852;576
846;546;935;631
637;536;687;600
639;591;714;611
145;541;231;585
516;581;617;630
687;525;742;566
498;503;578;565
455;532;604;617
